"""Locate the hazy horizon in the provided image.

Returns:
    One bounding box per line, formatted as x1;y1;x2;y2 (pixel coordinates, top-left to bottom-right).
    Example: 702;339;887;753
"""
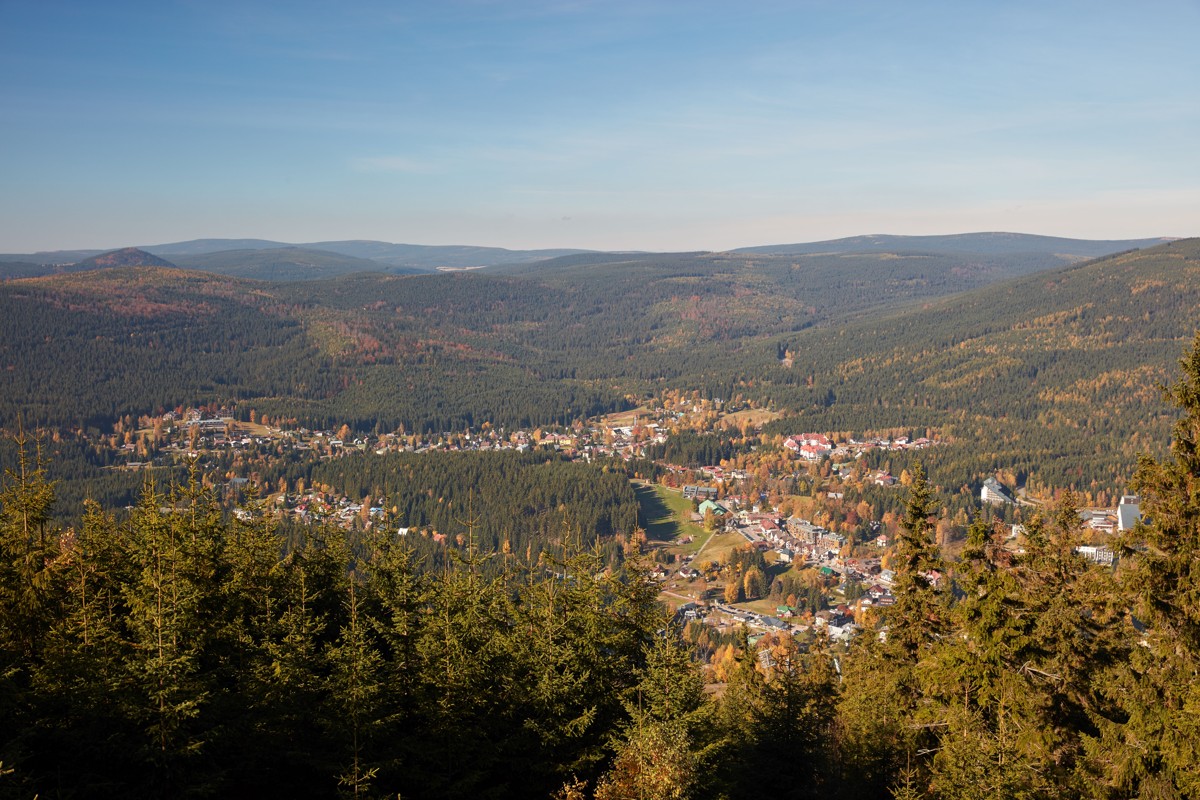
3;230;1184;259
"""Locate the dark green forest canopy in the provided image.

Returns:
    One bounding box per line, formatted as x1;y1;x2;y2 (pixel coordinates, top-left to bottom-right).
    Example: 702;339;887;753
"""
0;434;640;555
0;451;676;798
301;450;640;565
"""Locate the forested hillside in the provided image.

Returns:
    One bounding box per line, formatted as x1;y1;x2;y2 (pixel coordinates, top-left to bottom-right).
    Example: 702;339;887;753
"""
0;268;330;429
1;240;1196;496
5;245;1044;433
757;239;1200;495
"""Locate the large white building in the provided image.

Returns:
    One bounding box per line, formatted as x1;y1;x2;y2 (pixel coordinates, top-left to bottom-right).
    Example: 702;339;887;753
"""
981;477;1015;505
1118;494;1141;531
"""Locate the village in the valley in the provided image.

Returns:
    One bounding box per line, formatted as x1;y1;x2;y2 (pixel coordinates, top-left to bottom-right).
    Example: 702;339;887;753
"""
86;392;1137;649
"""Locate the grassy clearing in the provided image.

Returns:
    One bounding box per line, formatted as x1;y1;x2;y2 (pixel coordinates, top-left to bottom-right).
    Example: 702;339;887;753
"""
600;406;652;427
693;530;750;567
717;408;784;429
736;598;787;616
136;420;280;440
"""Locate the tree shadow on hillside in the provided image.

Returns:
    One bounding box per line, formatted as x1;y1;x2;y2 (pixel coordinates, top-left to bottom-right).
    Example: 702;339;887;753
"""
634;483;685;542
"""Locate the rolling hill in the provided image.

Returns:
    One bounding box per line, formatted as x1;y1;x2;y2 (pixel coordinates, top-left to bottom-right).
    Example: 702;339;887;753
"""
733;231;1172;258
167;247;426;280
1;238;1196;496
74;247;177;269
486;233;1174;293
300;240;595;269
137;239;595;271
0;249;104;265
140;238;293;255
0;248;179;278
141;238;595;270
1;239;597;278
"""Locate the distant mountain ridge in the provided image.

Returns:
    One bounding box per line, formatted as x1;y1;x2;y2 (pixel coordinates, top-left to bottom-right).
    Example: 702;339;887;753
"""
167;247;421;281
0;232;1176;281
733;231;1173;258
0;239;598;279
139;238;595;270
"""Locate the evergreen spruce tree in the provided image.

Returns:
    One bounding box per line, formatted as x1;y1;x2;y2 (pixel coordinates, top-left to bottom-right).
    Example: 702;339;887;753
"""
710;627;838;799
922;517;1040;800
0;429;62;794
888;461;946;658
506;539;665;796
201;484;290;790
329;582;382;798
0;428;59;664
1098;331;1200;796
592;631;710;800
120;476;213;796
712;628;769;790
363;524;429;794
923;504;1125;800
410;526;516;798
257;529;344;796
835;461;946;798
32;500;139;794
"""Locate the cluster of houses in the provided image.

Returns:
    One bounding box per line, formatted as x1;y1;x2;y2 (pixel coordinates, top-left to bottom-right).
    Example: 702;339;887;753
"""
121;406;680;466
281;492;385;529
783;433;835;461
784;432;936;462
1078;494;1142;535
712;510;851;567
1069;495;1139;566
112;412;944;541
673;591;870;643
657;498;907;640
697;465;750;482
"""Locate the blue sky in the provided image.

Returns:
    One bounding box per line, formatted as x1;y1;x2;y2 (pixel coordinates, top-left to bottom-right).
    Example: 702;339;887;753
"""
2;0;1197;251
